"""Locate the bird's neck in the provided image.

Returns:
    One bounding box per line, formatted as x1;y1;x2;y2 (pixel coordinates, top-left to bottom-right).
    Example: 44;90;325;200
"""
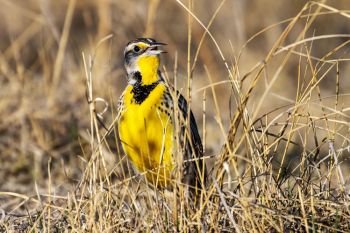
127;56;162;104
135;55;160;85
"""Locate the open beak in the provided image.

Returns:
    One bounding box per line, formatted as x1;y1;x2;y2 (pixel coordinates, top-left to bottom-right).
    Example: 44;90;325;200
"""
147;42;167;55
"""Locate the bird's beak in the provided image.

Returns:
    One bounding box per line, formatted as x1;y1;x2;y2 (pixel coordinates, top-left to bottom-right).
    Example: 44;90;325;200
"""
147;42;167;55
151;41;167;46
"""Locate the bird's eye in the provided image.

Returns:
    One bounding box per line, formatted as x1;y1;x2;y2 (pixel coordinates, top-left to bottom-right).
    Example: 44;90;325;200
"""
133;46;140;53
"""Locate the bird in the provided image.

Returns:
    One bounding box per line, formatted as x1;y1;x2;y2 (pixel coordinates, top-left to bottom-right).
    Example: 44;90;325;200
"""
117;38;207;194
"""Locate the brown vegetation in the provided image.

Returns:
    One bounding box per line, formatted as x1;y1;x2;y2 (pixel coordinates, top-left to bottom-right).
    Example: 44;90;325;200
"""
1;0;350;232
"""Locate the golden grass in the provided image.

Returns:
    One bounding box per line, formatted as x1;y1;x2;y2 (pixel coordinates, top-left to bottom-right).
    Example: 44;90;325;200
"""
1;0;350;232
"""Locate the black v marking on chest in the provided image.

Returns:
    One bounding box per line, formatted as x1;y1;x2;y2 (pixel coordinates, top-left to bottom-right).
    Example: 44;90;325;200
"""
131;72;160;104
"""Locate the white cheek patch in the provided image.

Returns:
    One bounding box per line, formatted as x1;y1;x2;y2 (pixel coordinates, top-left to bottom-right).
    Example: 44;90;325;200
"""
126;57;139;74
128;78;137;85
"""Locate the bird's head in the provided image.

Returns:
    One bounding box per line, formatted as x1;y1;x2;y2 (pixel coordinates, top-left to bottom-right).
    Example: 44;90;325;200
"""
124;38;166;85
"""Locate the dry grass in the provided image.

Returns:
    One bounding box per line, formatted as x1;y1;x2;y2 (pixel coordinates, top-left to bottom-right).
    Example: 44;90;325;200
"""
1;0;350;232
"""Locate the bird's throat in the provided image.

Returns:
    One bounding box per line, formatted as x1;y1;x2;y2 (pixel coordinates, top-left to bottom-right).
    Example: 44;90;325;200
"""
137;55;160;85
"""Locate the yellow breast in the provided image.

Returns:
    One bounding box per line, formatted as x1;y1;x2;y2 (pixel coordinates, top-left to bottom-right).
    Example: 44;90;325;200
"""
118;84;174;188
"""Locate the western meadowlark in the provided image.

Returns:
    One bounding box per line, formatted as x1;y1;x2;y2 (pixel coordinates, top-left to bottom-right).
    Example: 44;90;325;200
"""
118;38;206;193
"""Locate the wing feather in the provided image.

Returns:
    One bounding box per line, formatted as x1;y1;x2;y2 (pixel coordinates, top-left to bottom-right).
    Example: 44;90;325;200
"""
177;93;207;190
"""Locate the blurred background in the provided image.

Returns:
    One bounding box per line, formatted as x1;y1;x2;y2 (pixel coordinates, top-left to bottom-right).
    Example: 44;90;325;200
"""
0;0;349;202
